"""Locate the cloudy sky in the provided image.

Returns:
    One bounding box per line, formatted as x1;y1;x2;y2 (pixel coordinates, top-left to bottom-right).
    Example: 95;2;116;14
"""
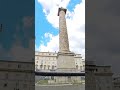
86;0;120;74
35;0;85;59
0;0;34;61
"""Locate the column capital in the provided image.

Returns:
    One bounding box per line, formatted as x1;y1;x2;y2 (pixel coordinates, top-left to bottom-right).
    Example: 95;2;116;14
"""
57;7;67;16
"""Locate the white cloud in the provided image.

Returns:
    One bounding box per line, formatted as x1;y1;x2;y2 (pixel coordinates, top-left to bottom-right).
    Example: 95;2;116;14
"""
37;33;59;52
38;0;70;12
44;32;53;39
38;0;71;28
37;0;85;59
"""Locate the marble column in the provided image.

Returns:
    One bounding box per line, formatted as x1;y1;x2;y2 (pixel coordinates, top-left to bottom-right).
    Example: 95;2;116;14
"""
58;7;70;53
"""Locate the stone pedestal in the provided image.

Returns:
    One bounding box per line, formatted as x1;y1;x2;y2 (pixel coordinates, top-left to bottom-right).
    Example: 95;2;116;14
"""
57;52;76;71
56;52;77;83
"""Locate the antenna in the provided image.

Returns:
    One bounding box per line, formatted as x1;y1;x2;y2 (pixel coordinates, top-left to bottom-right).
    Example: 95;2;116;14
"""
0;24;2;32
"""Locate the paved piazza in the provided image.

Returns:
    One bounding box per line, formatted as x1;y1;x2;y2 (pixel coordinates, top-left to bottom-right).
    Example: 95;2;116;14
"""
35;85;85;90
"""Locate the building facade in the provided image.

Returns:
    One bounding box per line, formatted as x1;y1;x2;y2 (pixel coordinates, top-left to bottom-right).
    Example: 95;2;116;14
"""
35;51;85;84
35;51;85;72
0;60;34;90
95;66;113;90
113;76;120;90
86;61;113;90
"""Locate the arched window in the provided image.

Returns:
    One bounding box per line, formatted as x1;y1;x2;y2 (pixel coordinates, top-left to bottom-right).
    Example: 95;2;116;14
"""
44;65;46;70
48;65;50;70
40;65;43;69
52;65;54;70
76;65;78;69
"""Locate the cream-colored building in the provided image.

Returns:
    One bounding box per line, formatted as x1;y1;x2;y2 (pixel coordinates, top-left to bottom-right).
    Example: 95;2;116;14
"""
35;51;85;72
0;60;34;90
35;51;85;84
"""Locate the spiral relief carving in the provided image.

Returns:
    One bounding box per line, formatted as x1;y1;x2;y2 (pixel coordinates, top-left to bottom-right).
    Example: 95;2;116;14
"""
58;8;70;53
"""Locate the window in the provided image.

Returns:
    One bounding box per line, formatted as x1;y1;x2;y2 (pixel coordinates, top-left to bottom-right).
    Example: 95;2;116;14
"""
4;83;7;87
76;65;78;69
44;65;46;70
48;65;50;70
80;66;82;70
18;64;21;68
0;24;2;32
5;73;8;79
40;65;43;69
8;64;11;67
52;65;54;70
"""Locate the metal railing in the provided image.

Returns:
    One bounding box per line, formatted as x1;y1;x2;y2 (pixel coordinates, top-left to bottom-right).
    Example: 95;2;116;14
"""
35;71;85;76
